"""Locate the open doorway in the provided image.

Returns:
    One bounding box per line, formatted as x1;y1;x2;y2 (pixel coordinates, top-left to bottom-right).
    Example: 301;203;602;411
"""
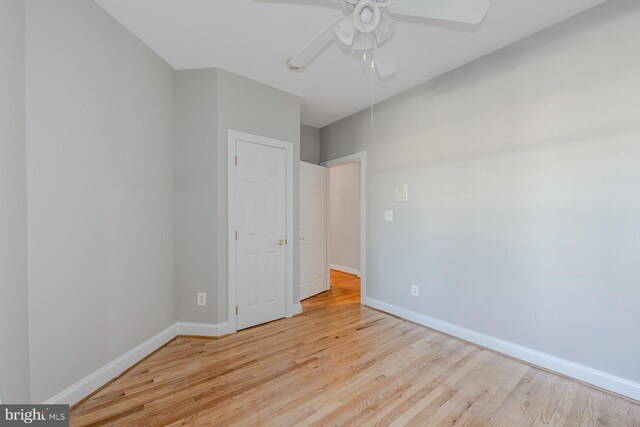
322;152;366;304
327;161;361;299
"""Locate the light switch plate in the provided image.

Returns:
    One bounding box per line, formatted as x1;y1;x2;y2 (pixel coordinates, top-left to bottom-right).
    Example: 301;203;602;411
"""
385;211;394;222
197;293;207;306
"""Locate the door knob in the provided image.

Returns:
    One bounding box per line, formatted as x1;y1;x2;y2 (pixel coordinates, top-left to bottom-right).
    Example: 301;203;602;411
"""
278;239;287;246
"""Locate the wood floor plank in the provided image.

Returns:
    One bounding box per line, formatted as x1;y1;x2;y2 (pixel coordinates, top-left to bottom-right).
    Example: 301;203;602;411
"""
578;387;605;427
596;391;629;427
531;376;572;426
462;363;531;427
520;373;570;426
629;400;640;427
362;341;494;426
70;270;640;426
450;358;525;426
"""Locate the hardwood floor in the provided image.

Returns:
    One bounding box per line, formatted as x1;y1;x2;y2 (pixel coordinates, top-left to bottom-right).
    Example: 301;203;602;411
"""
71;270;640;426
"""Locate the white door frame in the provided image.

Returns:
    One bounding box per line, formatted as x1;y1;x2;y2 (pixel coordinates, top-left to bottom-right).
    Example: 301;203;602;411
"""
228;130;295;333
321;152;367;305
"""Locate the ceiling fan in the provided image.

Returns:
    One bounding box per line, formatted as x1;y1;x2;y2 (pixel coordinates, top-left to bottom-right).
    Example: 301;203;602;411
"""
287;0;490;78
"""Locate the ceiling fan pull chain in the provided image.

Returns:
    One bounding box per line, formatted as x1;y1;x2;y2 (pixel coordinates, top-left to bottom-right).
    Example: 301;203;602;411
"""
370;51;375;127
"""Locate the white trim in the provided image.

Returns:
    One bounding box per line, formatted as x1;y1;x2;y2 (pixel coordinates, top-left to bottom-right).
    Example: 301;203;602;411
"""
42;302;640;406
228;130;296;334
44;324;178;405
176;322;233;337
364;296;640;402
322;152;367;305
43;321;236;405
330;264;361;278
292;303;303;315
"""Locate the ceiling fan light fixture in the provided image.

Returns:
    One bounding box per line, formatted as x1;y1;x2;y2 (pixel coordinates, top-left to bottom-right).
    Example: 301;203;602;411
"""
352;32;375;51
353;0;380;34
360;7;373;23
286;0;490;75
374;14;394;45
334;19;356;45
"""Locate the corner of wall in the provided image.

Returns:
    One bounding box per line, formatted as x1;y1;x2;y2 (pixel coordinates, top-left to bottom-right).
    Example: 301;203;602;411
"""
0;0;30;404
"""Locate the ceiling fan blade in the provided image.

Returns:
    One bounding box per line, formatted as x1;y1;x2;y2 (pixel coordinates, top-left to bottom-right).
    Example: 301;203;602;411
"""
374;44;397;78
374;13;394;45
335;18;357;46
388;0;490;24
288;17;343;70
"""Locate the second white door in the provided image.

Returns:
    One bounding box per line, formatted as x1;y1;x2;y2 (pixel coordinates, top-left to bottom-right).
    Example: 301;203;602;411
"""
300;162;327;300
236;139;287;330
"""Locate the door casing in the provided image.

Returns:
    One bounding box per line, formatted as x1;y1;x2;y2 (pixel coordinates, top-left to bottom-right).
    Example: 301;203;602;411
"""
228;130;295;334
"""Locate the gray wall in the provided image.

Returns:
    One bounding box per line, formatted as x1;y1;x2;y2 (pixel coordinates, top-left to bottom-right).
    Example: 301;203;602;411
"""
321;0;640;384
216;69;302;323
13;0;302;402
175;69;301;324
329;163;361;273
0;0;30;403
300;125;321;165
25;0;177;402
176;69;219;324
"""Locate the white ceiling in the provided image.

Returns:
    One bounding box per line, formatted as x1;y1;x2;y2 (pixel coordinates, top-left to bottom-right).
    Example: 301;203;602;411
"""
95;0;606;128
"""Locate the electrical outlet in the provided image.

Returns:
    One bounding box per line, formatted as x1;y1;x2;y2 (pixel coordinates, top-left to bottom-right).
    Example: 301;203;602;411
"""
411;285;419;297
385;211;394;222
197;293;207;306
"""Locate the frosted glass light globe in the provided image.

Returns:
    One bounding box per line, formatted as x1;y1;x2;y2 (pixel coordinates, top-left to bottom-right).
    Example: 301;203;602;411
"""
360;7;373;23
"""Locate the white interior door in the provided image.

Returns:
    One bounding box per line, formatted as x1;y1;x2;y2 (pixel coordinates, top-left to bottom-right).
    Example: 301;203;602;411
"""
236;139;287;330
300;162;327;300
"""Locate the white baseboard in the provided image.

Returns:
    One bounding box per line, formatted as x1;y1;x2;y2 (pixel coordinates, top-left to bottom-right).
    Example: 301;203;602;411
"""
176;322;232;337
330;264;361;277
44;321;233;405
46;298;639;406
44;324;178;405
292;303;303;316
364;296;640;402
